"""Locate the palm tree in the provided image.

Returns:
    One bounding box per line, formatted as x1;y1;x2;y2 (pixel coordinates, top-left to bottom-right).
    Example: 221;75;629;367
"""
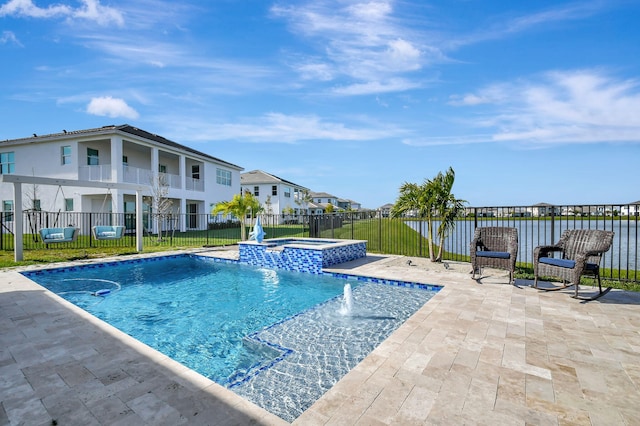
211;191;261;241
391;181;438;261
431;167;466;261
391;167;466;262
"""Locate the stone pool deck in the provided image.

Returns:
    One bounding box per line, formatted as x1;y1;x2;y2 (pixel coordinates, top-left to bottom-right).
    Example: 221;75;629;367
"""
1;248;640;425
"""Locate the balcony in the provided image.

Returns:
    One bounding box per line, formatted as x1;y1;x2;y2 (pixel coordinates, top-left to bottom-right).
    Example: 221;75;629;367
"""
186;177;204;192
78;165;111;182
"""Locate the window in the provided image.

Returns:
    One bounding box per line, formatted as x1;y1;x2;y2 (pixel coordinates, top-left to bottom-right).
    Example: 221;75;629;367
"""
272;185;277;196
216;168;231;186
33;199;41;211
158;164;167;173
65;198;74;212
87;148;99;165
122;155;128;166
253;186;259;196
3;200;13;221
61;146;71;165
192;165;200;180
0;152;15;174
284;186;291;198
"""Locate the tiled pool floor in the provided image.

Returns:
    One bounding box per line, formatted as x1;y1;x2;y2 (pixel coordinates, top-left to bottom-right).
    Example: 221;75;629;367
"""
2;248;640;425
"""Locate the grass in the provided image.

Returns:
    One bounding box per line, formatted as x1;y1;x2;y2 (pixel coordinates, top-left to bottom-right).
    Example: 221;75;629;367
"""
2;219;639;293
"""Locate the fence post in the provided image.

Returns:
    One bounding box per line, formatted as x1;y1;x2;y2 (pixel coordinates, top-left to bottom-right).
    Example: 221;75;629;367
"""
550;206;556;244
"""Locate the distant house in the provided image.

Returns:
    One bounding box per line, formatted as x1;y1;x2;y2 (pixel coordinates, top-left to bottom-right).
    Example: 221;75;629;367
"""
240;170;309;218
378;203;393;217
621;201;640;216
529;203;560;217
309;191;340;213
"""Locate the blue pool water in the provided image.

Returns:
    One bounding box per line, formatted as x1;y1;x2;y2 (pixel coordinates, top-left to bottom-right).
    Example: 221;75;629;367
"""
24;254;439;422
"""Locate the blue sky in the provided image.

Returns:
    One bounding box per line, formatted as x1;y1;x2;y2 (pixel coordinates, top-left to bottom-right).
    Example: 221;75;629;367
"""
1;0;639;209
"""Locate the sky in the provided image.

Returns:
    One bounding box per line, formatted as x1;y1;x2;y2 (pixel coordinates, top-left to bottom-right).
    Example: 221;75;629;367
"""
1;0;639;209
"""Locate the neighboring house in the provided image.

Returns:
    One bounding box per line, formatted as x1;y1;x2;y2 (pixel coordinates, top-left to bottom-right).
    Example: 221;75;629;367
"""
0;124;242;231
621;202;640;216
348;200;362;211
378;203;393;218
529;203;561;217
336;198;350;211
309;191;340;213
240;170;309;218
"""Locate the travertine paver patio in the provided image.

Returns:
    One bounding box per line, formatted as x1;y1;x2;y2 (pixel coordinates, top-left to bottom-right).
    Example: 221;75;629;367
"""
2;249;640;425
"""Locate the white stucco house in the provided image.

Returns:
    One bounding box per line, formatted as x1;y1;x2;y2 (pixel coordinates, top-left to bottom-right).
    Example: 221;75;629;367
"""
0;124;243;231
240;170;309;219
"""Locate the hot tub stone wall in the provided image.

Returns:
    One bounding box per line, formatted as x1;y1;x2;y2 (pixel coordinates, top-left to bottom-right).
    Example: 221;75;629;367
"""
239;241;366;274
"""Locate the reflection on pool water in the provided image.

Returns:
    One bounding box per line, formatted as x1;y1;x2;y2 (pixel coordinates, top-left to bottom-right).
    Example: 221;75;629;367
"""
22;254;440;422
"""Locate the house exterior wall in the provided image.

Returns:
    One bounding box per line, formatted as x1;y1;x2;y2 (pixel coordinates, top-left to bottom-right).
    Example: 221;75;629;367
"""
0;126;242;231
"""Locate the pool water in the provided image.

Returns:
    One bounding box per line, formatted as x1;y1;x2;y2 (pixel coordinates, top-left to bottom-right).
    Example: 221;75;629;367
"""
25;255;439;422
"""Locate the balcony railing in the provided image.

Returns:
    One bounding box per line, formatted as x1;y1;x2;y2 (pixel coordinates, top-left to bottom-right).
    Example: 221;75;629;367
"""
78;165;112;182
186;177;204;192
123;166;152;185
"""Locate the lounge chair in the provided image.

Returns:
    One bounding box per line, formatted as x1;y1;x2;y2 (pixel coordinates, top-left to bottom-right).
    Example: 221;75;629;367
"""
470;226;518;284
533;229;614;300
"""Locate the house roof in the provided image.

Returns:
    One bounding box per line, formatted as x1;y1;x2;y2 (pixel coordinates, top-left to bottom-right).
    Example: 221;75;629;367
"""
1;124;243;170
310;191;337;199
240;170;308;190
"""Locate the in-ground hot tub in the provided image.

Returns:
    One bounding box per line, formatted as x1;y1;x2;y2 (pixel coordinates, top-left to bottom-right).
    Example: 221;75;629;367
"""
238;238;367;274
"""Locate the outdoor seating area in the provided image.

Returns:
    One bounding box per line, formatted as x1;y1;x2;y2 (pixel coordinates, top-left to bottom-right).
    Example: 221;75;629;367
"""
91;225;125;240
534;229;615;300
470;226;518;284
38;226;79;245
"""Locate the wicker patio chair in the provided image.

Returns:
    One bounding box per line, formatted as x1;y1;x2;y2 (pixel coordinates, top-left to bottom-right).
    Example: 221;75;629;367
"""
470;227;518;285
533;229;614;300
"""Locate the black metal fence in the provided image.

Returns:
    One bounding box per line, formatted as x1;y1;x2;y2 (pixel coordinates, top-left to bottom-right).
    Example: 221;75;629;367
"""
2;204;638;282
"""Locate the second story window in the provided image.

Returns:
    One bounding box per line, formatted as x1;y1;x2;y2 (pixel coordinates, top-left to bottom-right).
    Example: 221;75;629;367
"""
254;186;259;196
3;200;13;221
216;168;231;186
272;185;277;196
87;148;99;165
159;164;167;173
284;186;291;198
0;152;15;174
122;155;128;166
192;165;200;180
61;146;71;165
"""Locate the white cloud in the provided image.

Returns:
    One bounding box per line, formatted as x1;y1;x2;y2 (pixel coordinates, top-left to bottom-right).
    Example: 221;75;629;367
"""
158;112;401;143
0;0;123;26
271;0;435;94
332;78;421;95
450;70;640;145
86;96;139;119
0;30;21;46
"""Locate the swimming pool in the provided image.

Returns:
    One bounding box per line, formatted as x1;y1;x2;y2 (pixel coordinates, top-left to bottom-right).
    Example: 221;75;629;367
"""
23;254;440;422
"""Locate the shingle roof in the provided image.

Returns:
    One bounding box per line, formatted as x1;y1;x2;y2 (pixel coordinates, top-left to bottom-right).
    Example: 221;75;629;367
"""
1;124;242;170
240;170;307;189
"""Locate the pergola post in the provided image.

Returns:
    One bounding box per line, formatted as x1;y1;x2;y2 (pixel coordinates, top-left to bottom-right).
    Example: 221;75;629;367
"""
136;190;143;252
13;182;23;262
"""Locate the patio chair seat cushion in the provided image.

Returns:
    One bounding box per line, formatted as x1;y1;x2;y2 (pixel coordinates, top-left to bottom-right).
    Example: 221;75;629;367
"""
539;257;598;270
97;231;117;237
475;250;511;259
48;233;66;240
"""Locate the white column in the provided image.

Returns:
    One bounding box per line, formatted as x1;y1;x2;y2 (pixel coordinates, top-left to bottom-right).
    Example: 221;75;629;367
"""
180;198;187;231
110;136;123;182
13;182;23;261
